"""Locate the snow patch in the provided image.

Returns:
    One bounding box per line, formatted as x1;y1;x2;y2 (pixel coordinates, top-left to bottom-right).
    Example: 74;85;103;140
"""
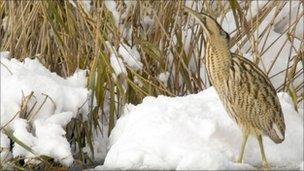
101;87;303;170
158;72;170;86
0;57;92;166
0;51;10;59
68;0;91;13
104;1;120;27
118;43;143;70
110;53;127;76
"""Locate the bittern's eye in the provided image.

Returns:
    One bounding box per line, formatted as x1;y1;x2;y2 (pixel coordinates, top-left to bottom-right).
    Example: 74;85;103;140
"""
202;17;206;23
220;30;229;39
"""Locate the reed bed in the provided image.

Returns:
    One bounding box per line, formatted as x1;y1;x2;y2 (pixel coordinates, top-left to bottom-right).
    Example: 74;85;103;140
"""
0;0;303;169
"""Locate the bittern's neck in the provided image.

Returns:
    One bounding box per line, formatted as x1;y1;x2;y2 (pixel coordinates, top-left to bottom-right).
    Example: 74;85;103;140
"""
205;40;232;82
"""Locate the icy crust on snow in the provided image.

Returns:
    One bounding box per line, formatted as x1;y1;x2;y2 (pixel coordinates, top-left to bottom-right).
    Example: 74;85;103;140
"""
102;87;303;170
0;54;91;166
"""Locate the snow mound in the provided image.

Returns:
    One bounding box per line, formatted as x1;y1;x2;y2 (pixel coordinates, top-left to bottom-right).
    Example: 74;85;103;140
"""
0;54;91;166
102;87;303;170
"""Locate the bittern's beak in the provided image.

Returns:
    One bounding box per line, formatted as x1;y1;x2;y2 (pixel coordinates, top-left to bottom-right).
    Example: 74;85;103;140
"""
184;7;212;36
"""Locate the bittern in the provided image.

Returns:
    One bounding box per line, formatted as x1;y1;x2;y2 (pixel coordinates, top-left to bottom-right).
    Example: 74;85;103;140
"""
185;8;286;168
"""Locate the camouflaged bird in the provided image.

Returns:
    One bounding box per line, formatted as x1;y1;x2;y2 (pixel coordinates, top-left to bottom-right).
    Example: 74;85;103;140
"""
185;7;286;168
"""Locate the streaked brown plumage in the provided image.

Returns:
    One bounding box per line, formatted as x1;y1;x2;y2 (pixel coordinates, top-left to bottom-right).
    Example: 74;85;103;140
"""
185;7;286;168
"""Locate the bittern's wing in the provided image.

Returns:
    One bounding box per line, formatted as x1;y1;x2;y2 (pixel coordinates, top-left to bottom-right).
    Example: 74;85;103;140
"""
226;53;286;143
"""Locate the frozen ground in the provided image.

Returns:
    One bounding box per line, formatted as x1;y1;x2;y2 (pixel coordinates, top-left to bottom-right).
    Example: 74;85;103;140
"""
98;87;303;170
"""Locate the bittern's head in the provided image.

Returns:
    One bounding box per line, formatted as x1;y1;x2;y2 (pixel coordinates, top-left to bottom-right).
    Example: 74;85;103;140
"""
184;7;230;44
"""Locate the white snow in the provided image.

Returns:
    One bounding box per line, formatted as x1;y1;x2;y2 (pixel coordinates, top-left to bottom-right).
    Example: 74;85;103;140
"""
0;54;92;166
158;72;170;86
33;113;75;166
300;161;304;170
1;1;303;169
101;87;303;170
0;132;11;157
105;41;128;77
1;16;9;32
118;43;143;71
82;126;108;163
104;1;120;27
0;51;10;59
110;53;127;76
80;0;92;13
68;0;91;13
141;16;154;31
273;1;303;38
